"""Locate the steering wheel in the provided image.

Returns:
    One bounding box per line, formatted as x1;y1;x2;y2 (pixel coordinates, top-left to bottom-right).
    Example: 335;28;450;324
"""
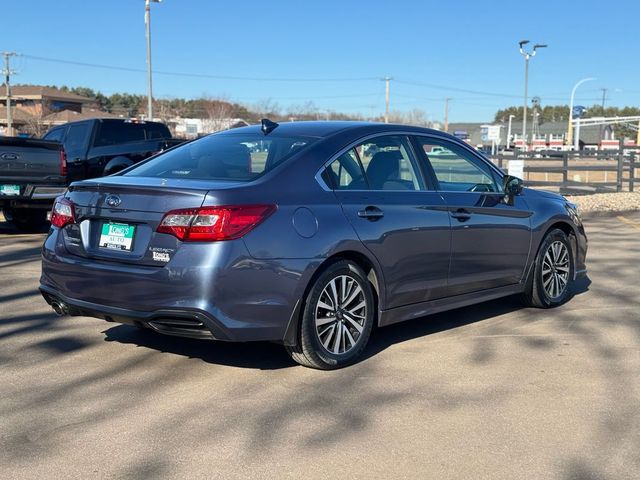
468;183;493;193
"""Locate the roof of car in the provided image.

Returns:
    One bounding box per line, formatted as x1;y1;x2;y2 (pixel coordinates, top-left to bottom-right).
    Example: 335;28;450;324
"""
218;120;445;139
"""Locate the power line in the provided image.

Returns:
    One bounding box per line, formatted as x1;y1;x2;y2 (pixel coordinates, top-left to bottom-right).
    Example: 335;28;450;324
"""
22;54;379;83
395;79;522;99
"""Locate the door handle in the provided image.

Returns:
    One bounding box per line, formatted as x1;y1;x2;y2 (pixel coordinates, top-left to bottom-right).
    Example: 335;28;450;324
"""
450;208;472;221
357;206;384;220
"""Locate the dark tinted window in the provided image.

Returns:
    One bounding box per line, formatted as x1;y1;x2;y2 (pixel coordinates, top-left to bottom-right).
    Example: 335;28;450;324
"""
43;127;65;142
144;123;171;140
94;122;145;146
64;124;90;152
125;133;316;181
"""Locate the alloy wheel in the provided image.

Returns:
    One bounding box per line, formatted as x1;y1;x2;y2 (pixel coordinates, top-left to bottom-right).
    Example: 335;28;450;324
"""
314;274;367;355
542;241;570;299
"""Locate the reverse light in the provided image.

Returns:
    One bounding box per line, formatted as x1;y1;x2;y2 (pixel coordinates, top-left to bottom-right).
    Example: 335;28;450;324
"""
157;205;276;241
50;197;76;228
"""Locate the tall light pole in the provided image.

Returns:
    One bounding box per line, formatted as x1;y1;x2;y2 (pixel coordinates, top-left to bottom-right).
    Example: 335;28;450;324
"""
518;40;546;150
566;77;595;148
444;97;451;132
382;76;392;123
145;0;161;120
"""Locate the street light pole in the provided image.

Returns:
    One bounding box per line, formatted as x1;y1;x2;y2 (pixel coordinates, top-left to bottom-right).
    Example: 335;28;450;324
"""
382;76;392;123
518;41;546;151
566;77;595;149
145;0;161;120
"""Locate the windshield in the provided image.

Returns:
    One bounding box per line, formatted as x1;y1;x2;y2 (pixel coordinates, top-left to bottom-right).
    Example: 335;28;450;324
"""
125;133;317;181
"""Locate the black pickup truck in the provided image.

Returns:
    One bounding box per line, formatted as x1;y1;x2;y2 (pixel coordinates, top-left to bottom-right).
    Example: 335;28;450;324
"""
0;118;184;230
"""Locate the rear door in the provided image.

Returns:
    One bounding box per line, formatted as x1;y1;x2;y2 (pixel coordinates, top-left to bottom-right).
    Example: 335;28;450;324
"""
413;135;532;295
324;134;451;308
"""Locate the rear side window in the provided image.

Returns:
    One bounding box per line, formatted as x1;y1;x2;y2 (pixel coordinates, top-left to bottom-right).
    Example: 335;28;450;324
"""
125;133;316;181
94;122;146;146
144;123;171;140
64;124;90;152
324;149;367;190
322;135;425;191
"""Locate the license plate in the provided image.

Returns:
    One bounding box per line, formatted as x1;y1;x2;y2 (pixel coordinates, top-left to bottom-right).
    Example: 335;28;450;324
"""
99;223;136;251
0;184;20;196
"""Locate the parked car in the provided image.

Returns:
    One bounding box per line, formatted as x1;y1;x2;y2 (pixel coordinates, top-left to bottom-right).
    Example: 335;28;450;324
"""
0;118;184;230
0;136;65;229
40;121;587;369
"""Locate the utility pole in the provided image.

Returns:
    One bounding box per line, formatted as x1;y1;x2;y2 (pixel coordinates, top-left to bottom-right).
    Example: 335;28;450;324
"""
145;0;161;120
382;76;392;123
2;52;17;136
444;97;451;132
599;88;607;143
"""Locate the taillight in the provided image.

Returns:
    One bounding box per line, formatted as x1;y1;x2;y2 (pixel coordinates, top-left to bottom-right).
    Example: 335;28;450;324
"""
157;204;276;241
50;197;76;228
59;150;67;176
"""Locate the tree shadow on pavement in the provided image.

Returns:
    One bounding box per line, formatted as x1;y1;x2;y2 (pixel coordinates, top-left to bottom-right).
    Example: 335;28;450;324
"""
101;274;592;371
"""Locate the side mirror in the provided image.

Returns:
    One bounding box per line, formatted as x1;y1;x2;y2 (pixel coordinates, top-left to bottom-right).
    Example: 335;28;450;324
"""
503;175;523;196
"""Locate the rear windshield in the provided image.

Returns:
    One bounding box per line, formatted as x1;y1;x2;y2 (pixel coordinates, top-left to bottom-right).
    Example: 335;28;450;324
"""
124;133;317;181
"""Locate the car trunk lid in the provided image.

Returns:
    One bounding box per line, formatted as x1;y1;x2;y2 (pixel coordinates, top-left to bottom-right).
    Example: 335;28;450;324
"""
62;177;242;266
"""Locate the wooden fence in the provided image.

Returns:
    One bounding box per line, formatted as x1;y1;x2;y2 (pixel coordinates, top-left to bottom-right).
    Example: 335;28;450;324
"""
489;149;640;195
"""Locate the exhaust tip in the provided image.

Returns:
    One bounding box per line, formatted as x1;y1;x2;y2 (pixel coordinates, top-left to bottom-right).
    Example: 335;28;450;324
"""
51;301;68;316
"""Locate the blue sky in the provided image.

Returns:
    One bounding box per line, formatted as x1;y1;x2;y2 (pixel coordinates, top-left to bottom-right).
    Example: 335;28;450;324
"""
5;0;639;122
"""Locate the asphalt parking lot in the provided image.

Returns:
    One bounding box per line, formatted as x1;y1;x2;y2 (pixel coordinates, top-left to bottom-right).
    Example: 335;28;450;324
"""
1;213;639;480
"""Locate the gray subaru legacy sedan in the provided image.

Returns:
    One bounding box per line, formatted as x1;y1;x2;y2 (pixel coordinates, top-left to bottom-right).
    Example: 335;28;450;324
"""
40;121;587;369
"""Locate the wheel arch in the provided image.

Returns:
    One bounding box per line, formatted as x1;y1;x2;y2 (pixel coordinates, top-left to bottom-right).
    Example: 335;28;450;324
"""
525;218;578;287
282;249;385;346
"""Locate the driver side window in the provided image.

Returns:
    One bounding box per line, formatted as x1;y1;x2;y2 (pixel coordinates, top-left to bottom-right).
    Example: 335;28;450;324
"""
417;138;499;193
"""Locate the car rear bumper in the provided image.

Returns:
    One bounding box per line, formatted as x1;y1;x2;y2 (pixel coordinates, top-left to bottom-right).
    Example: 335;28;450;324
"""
40;284;233;341
0;184;67;208
40;228;317;343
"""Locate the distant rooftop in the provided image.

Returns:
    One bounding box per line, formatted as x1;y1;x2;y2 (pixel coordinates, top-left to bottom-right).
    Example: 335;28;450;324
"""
0;85;93;103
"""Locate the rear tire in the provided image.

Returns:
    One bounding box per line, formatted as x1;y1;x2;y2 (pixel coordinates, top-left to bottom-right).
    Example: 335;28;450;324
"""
3;208;48;232
522;229;574;308
285;260;375;369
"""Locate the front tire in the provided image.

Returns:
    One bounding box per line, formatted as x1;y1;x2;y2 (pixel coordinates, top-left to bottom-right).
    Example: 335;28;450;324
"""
522;229;574;308
285;260;375;369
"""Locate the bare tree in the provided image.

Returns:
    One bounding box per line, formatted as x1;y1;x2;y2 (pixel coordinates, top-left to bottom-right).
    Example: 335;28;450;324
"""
252;98;281;120
22;99;52;137
200;96;235;133
387;109;430;127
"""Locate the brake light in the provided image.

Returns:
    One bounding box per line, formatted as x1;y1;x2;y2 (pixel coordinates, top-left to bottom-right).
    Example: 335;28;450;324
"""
157;205;276;241
50;197;76;228
59;150;67;176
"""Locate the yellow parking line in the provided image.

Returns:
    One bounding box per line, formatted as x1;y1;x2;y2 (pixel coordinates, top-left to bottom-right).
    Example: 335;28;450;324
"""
617;215;640;231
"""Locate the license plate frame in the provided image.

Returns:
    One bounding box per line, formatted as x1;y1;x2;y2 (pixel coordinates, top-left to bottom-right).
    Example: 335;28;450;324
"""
0;184;20;196
98;222;136;251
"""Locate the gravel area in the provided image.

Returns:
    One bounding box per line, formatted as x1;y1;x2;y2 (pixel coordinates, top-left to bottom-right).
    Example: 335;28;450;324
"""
564;192;640;214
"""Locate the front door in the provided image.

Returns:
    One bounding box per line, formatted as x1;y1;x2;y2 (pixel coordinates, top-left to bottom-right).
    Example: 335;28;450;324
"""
413;136;532;296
